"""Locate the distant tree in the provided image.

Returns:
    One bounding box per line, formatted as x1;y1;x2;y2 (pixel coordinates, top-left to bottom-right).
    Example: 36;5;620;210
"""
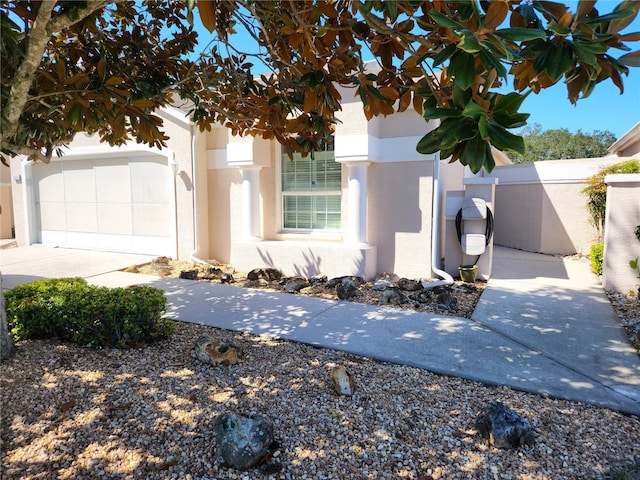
509;124;618;162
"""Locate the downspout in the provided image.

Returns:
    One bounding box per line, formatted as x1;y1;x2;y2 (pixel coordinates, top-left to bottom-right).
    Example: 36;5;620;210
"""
423;151;454;289
189;124;208;265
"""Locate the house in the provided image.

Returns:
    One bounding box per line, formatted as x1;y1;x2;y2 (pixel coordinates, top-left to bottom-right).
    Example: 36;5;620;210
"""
7;84;507;282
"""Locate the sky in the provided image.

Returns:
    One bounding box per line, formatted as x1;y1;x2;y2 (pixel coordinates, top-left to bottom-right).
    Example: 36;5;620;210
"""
191;1;640;140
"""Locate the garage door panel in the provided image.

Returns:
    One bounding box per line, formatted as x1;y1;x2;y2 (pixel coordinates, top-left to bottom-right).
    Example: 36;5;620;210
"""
65;203;98;232
95;158;131;203
131;157;169;204
64;160;95;202
132;204;169;237
34;162;64;202
36;154;173;256
97;203;133;235
39;202;65;230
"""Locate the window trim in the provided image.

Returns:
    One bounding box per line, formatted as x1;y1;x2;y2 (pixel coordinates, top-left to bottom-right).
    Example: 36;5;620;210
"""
278;140;343;235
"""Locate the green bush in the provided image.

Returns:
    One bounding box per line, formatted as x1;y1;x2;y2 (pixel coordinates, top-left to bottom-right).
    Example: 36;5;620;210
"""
590;243;604;275
4;278;175;348
582;159;640;237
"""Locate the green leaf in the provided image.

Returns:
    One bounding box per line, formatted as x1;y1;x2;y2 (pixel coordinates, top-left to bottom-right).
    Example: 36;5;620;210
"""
422;107;462;120
494;28;547;42
452;82;472;109
618;50;640;67
570;41;601;71
458;30;482;53
549;42;575;81
461;101;485;120
416;128;443;154
385;0;398;22
547;21;571;36
428;9;465;30
448;51;476;90
486;120;525;153
479;49;508;79
493;91;530;115
492;111;530;129
459;133;487;173
584;7;636;26
433;43;457;67
439;118;478;150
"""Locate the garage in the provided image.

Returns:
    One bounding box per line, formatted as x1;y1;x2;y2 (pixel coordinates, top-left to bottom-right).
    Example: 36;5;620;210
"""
32;153;175;256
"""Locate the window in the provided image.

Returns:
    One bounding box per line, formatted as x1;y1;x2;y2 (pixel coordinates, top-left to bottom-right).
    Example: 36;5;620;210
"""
281;138;341;231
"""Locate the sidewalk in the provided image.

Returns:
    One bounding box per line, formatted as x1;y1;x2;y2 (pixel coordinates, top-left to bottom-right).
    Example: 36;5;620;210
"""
1;245;639;415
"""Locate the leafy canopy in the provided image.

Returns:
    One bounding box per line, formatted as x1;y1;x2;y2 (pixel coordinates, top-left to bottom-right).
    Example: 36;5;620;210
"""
1;0;639;173
508;123;618;162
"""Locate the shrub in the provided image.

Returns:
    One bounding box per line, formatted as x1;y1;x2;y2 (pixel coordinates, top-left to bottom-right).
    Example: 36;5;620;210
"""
582;159;640;237
590;243;604;275
5;278;174;348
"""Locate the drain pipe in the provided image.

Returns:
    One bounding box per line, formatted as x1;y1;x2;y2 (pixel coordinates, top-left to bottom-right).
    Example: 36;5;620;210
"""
423;151;454;290
188;124;209;266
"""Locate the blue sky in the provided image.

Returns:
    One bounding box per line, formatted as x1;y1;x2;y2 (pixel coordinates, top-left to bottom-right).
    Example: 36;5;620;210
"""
191;1;640;140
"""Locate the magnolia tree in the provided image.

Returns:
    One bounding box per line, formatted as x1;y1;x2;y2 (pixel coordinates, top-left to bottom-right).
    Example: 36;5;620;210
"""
1;0;639;359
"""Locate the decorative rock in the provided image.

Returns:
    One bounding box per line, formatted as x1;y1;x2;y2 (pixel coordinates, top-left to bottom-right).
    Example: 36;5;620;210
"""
309;275;328;286
220;273;234;284
377;272;400;283
410;291;433;304
436;289;457;311
300;285;325;295
336;278;358;300
195;335;239;365
214;413;275;470
248;268;282;282
379;289;404;305
123;265;139;273
398;278;423;291
475;401;535;449
284;278;309;293
179;269;198;280
327;276;364;288
331;365;355;396
373;279;395;291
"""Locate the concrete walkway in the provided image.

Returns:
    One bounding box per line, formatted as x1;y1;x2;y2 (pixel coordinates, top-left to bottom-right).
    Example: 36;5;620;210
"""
1;244;639;415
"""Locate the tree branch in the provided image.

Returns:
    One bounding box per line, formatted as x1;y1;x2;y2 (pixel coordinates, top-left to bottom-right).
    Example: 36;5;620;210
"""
1;0;115;146
0;141;50;163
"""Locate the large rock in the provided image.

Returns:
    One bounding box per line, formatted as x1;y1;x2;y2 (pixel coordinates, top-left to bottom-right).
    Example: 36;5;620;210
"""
378;289;405;305
195;335;239;366
331;365;355;396
214;413;275;470
283;277;309;293
397;278;423;291
475;401;535;449
335;278;358;300
247;268;282;282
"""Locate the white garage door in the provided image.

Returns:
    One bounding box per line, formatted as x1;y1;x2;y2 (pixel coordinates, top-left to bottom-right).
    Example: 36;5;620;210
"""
33;154;174;256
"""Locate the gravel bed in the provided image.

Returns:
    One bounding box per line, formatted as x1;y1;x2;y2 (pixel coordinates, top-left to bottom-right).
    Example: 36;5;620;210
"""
2;321;639;480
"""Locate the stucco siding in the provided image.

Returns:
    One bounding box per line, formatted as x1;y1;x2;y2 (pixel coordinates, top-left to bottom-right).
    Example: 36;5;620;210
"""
368;161;434;278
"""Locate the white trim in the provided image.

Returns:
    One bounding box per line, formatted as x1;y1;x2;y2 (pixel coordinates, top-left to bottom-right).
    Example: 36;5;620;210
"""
607;121;640;154
55;143;172;160
206;148;228;169
21;160;36;245
158;105;192;130
605;173;640;185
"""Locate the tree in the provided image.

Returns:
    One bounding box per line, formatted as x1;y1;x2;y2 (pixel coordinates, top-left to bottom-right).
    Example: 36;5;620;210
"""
508;123;618;162
179;0;640;172
1;0;640;359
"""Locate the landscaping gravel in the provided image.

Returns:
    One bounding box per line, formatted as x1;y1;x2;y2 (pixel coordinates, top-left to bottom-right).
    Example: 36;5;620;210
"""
1;321;639;480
